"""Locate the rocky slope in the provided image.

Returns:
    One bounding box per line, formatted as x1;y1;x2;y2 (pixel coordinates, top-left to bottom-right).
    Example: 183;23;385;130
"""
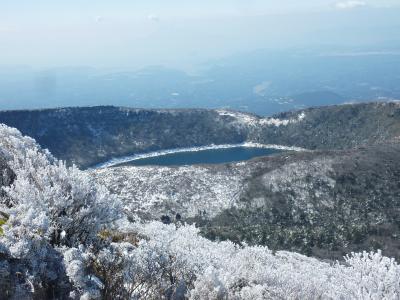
0;102;399;168
93;140;400;260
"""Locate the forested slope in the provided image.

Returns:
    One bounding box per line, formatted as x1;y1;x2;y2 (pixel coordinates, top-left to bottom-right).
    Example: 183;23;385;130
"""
0;102;399;168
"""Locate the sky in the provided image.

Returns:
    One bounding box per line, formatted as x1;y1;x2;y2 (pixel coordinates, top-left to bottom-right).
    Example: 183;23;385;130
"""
1;0;400;70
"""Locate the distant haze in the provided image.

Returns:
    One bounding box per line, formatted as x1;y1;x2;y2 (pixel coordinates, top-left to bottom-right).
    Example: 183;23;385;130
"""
1;1;400;112
1;1;400;69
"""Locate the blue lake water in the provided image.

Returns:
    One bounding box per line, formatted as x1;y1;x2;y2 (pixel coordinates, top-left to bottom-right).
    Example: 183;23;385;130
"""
116;147;282;167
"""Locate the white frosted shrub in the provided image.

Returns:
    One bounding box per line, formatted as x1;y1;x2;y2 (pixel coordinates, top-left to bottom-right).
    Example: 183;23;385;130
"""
0;124;123;297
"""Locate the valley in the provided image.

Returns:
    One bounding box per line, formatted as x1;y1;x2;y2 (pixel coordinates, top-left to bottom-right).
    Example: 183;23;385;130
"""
0;101;399;169
1;101;400;298
0;101;399;260
2;2;400;297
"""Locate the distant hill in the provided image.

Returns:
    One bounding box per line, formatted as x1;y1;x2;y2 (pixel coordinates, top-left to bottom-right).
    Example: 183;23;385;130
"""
289;91;345;107
2;48;400;114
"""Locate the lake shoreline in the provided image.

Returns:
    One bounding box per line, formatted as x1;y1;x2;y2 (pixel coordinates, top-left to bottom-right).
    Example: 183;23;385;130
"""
91;142;309;169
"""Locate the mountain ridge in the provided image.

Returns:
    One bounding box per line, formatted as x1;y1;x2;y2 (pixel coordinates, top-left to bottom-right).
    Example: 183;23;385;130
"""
0;101;399;169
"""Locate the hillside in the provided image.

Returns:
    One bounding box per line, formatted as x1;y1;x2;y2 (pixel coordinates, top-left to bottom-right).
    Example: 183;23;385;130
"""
93;140;400;260
0;102;399;168
1;124;399;299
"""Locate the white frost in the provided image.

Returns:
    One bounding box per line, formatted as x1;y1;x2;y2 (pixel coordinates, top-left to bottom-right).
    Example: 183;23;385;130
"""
217;109;306;127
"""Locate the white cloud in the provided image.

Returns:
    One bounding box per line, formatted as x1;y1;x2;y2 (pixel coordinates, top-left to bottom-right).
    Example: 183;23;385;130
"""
253;81;271;97
147;14;160;22
95;15;104;23
0;25;15;33
335;1;367;9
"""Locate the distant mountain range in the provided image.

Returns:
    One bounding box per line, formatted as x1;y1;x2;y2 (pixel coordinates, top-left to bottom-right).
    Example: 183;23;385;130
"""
1;49;400;114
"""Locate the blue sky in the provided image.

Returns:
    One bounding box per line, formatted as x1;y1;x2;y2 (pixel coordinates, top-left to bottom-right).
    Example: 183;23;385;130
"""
1;1;400;70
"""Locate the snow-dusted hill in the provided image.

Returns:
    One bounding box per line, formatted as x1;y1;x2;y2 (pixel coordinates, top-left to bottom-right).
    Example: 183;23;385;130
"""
93;141;400;260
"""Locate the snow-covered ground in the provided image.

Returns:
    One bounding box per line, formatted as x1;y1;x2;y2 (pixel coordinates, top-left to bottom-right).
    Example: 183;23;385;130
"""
216;109;306;127
92;163;252;219
91;155;336;221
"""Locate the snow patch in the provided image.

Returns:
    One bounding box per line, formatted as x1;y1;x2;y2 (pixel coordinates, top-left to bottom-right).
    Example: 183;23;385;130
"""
259;111;306;126
217;109;306;127
92;165;248;218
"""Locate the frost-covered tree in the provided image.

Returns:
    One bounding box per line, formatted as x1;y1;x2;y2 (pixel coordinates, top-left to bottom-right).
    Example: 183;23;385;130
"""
0;125;123;297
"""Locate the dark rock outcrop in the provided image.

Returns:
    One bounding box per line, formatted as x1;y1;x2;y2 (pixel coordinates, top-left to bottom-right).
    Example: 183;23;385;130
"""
0;157;15;208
